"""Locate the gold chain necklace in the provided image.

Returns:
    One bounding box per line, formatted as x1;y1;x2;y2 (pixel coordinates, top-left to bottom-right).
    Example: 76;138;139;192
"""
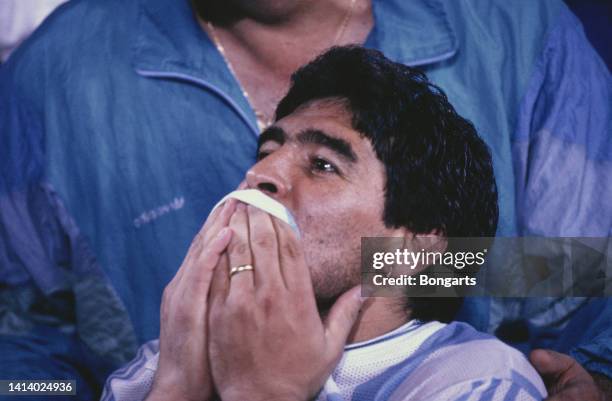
206;0;357;131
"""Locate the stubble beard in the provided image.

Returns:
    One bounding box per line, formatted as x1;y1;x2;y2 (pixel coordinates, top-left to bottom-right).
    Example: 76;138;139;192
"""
306;244;362;314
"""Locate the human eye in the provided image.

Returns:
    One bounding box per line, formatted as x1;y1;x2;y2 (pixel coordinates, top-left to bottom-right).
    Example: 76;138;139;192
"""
310;156;339;174
256;150;270;161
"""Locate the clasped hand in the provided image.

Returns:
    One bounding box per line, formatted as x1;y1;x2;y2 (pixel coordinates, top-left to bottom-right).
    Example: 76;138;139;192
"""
146;201;363;401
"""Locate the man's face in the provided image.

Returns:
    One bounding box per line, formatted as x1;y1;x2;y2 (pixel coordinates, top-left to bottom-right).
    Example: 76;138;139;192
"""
246;99;404;304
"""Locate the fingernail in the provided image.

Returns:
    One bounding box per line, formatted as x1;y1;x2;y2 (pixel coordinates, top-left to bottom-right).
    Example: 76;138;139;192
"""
237;203;246;211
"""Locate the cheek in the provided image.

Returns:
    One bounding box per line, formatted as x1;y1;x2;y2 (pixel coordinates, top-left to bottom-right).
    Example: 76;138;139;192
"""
296;192;387;254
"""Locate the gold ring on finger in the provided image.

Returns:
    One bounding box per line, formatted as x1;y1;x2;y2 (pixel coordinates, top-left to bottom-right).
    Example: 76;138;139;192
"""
229;264;254;278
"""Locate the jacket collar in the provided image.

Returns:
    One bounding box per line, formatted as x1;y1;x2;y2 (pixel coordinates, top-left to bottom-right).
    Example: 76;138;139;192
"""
131;0;457;83
365;0;457;66
131;0;256;131
132;0;219;75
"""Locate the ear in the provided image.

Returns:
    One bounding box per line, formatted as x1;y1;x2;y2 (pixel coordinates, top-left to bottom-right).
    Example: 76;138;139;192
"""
392;229;448;274
408;229;448;255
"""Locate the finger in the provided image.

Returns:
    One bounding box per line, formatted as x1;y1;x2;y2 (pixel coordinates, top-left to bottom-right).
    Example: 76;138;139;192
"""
174;199;237;284
272;217;308;291
163;228;232;333
210;247;231;305
183;227;233;295
542;383;602;401
227;203;255;294
202;198;238;244
530;349;576;380
324;286;364;354
247;205;283;291
544;390;588;401
174;231;206;285
180;228;233;328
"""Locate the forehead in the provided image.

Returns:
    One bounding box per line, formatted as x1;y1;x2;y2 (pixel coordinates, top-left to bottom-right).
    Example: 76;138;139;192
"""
270;99;368;151
275;99;352;135
262;99;386;182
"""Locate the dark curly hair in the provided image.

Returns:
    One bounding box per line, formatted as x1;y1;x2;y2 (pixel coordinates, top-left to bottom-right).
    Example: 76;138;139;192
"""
275;46;499;322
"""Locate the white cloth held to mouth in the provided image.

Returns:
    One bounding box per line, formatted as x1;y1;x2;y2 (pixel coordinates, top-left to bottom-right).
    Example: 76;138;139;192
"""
212;189;300;235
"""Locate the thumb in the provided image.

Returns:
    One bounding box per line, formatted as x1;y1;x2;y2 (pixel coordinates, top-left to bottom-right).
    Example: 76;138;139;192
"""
529;349;575;379
324;286;365;353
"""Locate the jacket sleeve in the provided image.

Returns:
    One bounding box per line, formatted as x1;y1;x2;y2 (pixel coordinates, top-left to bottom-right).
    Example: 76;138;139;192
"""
0;45;136;399
511;5;611;238
510;4;612;378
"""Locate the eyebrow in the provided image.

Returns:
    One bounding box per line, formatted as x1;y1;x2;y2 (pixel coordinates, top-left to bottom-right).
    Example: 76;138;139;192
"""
258;126;286;151
297;129;357;162
257;126;357;163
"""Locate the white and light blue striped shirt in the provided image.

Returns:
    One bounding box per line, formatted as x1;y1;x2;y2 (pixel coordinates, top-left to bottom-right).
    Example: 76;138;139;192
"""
102;321;546;401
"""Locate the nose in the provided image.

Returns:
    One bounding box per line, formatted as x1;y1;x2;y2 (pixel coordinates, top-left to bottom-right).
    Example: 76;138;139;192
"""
245;154;291;197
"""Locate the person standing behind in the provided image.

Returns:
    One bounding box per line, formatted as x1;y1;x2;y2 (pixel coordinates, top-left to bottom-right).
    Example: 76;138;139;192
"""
0;0;610;399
